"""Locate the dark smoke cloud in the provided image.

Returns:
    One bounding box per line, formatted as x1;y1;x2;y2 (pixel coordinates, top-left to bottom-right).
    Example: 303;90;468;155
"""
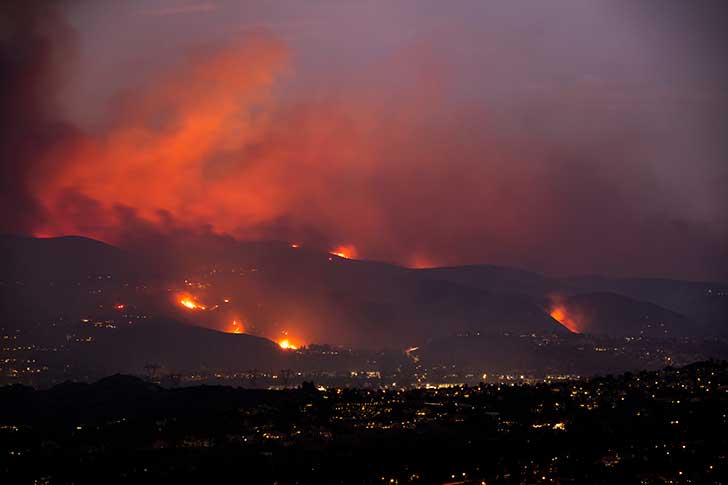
0;1;78;233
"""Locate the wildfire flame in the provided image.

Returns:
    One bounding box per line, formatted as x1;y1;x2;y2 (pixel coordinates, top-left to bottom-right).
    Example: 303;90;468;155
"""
549;305;580;333
278;339;297;350
229;319;243;334
330;244;357;259
290;243;300;248
178;295;206;310
277;330;299;349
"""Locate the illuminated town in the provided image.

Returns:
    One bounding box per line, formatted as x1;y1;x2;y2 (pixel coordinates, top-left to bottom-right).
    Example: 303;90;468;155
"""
1;360;726;483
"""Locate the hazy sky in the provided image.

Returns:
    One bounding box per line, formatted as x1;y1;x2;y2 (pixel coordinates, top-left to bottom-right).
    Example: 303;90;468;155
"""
1;0;726;279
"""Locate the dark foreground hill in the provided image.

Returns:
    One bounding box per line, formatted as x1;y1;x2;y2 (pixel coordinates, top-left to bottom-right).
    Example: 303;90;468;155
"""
0;234;140;282
0;361;725;484
74;320;288;374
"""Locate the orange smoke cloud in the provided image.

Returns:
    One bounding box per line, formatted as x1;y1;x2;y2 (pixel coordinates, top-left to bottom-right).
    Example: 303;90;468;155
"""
37;35;290;239
21;31;724;281
23;27;554;271
32;33;395;260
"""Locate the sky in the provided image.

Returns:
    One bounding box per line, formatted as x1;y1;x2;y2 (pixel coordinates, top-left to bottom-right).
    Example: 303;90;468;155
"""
1;0;726;280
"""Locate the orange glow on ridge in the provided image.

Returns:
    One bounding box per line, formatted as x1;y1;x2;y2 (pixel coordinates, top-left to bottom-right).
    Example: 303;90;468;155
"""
278;339;297;350
549;305;580;333
229;319;244;334
408;256;438;269
277;330;300;349
330;244;357;259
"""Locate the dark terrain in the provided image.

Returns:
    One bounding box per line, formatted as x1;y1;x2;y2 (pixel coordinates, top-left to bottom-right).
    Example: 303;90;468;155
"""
1;235;726;385
0;361;726;484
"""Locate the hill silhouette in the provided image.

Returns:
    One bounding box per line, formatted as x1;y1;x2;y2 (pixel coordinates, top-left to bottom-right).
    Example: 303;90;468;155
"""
1;235;725;377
